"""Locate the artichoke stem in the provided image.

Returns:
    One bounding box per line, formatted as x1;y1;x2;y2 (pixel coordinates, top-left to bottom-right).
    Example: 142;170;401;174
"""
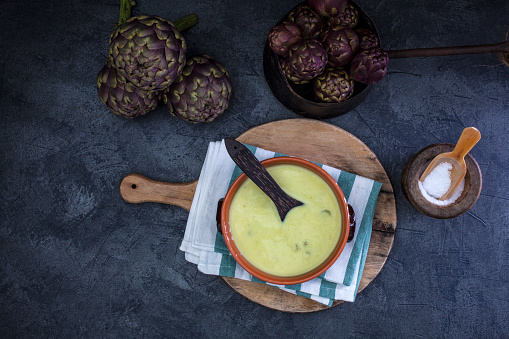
117;0;135;27
174;14;198;32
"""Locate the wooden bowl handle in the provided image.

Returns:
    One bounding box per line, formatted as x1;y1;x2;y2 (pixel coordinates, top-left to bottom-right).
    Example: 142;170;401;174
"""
119;173;197;212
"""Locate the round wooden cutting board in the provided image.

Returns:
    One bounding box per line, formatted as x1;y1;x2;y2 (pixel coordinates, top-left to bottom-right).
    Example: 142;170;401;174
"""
120;118;397;313
223;119;397;312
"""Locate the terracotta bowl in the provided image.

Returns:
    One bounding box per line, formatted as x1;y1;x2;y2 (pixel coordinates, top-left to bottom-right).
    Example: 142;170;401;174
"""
220;156;350;285
263;1;381;119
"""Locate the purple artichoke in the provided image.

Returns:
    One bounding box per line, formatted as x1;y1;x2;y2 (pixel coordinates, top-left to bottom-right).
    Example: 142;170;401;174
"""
108;15;187;91
350;47;389;84
162;55;232;123
327;2;358;28
281;39;328;84
290;5;324;40
268;21;302;57
355;28;379;49
321;26;359;66
97;60;160;118
308;0;348;17
280;58;303;84
313;67;354;103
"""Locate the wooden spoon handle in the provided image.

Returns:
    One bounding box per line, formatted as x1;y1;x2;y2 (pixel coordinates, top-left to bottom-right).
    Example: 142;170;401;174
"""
450;127;481;160
119;173;197;211
386;41;509;59
224;138;303;221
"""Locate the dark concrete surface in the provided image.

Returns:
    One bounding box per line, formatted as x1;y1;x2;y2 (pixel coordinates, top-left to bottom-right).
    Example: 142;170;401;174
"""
1;0;508;337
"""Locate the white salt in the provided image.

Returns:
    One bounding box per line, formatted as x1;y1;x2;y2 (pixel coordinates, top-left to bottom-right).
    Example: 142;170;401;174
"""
418;178;464;206
421;162;452;199
418;161;464;206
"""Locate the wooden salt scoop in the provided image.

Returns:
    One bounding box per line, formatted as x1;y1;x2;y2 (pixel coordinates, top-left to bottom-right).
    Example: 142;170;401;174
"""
224;138;303;221
419;127;481;201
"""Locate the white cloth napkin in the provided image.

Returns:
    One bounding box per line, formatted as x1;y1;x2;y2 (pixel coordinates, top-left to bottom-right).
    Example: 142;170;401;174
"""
180;140;381;305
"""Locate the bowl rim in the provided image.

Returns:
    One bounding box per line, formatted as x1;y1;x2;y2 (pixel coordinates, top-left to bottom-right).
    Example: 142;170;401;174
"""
220;156;350;285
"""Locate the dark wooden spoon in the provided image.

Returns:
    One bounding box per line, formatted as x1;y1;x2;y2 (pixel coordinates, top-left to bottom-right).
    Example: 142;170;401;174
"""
224;138;303;221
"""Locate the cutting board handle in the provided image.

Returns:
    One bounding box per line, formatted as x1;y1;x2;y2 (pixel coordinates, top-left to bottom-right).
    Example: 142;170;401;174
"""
119;173;197;212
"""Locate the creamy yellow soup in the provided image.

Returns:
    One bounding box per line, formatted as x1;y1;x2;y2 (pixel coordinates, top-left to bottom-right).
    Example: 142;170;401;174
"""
229;164;342;277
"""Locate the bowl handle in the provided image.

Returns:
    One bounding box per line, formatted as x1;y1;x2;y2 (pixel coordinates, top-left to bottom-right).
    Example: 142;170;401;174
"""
347;204;356;242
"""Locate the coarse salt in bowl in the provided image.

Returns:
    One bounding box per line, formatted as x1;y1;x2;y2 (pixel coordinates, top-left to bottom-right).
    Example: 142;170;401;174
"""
401;143;482;219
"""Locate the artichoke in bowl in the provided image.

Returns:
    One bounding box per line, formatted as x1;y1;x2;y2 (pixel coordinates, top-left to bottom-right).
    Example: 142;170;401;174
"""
355;27;379;50
289;5;324;40
108;15;187;92
281;39;328;84
97;60;160;118
162;55;232;123
268;21;302;57
313;67;354;103
308;0;348;17
321;26;359;66
327;2;358;28
350;47;389;84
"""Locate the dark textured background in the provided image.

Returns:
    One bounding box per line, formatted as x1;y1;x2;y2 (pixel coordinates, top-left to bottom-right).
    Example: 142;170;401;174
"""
1;0;508;337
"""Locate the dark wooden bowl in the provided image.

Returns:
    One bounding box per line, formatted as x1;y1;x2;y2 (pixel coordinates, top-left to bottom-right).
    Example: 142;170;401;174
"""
263;1;380;119
401;143;482;219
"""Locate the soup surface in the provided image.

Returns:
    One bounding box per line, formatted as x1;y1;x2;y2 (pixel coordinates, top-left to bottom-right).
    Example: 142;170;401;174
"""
229;164;342;277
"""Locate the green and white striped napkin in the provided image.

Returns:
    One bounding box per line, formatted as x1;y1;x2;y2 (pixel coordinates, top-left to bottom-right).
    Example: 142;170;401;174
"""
180;140;382;306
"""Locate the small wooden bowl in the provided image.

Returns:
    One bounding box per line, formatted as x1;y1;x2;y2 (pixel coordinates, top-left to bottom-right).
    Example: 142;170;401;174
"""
263;1;381;119
401;143;482;219
220;156;350;285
